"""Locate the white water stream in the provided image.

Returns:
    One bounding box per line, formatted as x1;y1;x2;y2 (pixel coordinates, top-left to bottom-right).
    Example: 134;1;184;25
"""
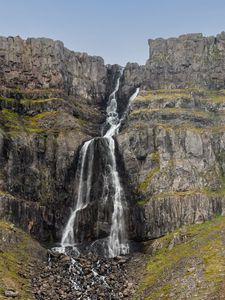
60;139;94;251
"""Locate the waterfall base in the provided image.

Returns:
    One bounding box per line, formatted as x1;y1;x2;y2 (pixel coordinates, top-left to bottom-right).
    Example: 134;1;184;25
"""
53;237;139;258
33;249;136;299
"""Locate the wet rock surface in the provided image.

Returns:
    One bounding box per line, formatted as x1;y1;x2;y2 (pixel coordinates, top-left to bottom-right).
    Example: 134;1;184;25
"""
32;250;135;300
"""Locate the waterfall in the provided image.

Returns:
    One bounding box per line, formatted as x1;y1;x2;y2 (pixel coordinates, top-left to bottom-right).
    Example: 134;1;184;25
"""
105;136;128;257
60;69;139;257
61;139;94;250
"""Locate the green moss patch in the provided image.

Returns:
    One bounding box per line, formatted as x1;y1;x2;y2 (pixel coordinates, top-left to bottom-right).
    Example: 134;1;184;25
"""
131;107;211;119
0;108;85;136
138;185;225;205
0;96;14;102
136;89;193;102
0;109;27;135
0;95;64;105
20;97;63;105
137;166;160;194
0;109;47;135
125;122;225;137
136;88;225;104
205;90;225;103
150;152;160;162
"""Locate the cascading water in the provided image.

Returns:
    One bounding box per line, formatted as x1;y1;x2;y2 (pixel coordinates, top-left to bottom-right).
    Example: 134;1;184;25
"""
105;136;128;257
60;69;139;257
103;74;139;257
60;139;95;251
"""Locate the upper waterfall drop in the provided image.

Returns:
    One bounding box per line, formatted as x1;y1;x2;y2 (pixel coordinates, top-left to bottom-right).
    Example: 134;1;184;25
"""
104;69;123;138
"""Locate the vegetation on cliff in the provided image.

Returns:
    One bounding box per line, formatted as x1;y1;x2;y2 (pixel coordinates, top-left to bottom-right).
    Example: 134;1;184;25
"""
0;220;45;300
134;216;225;300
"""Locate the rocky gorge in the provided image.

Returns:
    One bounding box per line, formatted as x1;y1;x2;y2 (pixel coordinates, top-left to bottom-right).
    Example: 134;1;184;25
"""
1;32;225;299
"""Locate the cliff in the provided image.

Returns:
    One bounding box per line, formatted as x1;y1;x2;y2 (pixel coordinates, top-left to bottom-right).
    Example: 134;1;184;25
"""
1;33;225;248
117;33;225;241
0;36;136;298
117;88;225;240
147;32;225;89
0;36;122;242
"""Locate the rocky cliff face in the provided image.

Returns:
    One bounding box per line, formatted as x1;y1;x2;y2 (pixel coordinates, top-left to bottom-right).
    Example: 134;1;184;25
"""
148;32;225;89
1;33;225;246
0;36;109;102
118;74;225;240
122;32;225;96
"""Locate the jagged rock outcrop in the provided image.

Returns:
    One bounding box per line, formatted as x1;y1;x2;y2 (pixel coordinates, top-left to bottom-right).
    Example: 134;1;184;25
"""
121;32;225;95
0;36;109;103
147;32;225;89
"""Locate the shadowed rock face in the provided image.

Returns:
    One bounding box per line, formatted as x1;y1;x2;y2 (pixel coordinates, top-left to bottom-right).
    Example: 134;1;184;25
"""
1;33;225;246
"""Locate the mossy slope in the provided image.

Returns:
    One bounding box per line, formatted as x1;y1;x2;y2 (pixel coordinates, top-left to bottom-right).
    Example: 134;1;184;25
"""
0;220;46;300
134;216;225;300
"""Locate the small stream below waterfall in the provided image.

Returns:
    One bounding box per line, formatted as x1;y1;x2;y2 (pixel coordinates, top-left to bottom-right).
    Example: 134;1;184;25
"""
56;69;139;258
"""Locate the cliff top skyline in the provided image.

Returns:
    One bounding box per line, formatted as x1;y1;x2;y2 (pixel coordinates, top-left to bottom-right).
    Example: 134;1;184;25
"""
1;0;225;65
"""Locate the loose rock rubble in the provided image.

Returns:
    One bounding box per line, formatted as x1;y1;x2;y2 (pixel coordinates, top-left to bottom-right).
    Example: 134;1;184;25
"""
32;250;135;300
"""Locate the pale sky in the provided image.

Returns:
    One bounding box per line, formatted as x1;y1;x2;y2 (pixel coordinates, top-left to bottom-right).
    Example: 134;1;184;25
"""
1;0;225;65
